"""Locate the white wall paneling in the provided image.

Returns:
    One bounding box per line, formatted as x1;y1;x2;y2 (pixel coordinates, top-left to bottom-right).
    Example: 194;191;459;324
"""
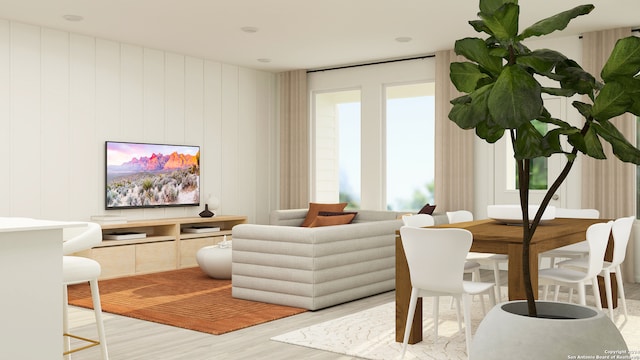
11;22;43;217
256;72;277;225
238;68;258;221
0;19;10;215
221;64;240;216
142;48;166;141
69;34;98;220
41;29;70;219
203;61;223;217
1;18;277;223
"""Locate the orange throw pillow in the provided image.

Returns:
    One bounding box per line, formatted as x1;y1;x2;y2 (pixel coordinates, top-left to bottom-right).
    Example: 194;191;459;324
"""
309;213;356;227
301;202;348;227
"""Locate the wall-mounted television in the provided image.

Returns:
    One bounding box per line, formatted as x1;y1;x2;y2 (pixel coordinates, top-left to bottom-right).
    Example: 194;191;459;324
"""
105;141;200;209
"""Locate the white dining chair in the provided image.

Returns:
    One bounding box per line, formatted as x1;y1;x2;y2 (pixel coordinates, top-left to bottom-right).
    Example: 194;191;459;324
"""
448;210;507;301
538;221;612;309
558;216;634;320
401;213;434;227
399;226;496;358
63;222;109;360
540;208;600;268
404;211;485;309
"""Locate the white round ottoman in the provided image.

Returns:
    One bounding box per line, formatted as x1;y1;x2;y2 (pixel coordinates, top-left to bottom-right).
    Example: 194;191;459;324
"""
196;242;232;279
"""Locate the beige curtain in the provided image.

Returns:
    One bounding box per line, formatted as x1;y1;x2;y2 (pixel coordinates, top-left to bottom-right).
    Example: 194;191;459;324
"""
581;28;637;282
278;70;309;209
434;50;475;213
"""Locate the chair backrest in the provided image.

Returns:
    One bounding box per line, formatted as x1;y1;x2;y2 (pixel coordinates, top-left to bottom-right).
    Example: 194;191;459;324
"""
63;222;103;255
583;221;613;279
399;226;471;294
446;210;473;224
401;214;434;227
610;216;635;266
555;208;600;219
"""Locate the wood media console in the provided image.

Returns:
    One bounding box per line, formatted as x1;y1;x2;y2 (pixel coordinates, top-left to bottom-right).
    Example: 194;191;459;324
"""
75;216;247;279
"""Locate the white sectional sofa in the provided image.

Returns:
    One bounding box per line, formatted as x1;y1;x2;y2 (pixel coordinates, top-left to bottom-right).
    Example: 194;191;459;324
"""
231;209;404;310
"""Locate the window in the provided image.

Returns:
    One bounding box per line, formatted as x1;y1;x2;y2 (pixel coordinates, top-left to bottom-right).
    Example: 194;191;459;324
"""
308;58;433;209
313;90;361;208
385;82;435;211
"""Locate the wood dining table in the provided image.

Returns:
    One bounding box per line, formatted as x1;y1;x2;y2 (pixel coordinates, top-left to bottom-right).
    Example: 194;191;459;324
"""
395;217;616;344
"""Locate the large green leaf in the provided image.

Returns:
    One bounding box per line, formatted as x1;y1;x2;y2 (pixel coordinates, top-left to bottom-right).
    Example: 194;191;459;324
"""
582;126;607;159
518;5;594;41
478;3;520;43
454;38;503;75
516;49;567;75
479;0;517;14
556;60;597;96
536;109;574;129
487;65;543;128
541;128;574;156
592;81;633;122
592;121;640;165
476;119;505;143
601;37;640;81
541;87;577;97
450;62;491;93
513;122;546;159
449;85;493;129
572;101;593;119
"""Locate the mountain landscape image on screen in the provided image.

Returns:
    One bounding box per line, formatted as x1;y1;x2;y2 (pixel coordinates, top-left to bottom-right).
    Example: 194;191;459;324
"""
106;142;200;208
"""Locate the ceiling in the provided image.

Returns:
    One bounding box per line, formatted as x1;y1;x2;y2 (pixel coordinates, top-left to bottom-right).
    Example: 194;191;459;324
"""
1;0;639;73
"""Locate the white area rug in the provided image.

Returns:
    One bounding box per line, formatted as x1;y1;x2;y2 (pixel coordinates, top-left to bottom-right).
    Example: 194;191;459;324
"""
272;295;640;360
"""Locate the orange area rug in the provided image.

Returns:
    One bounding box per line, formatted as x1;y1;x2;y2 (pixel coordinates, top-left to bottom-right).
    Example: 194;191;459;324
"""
67;267;306;335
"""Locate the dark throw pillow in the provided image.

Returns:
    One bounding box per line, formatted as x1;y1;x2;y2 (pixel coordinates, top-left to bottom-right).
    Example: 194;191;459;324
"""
418;203;437;215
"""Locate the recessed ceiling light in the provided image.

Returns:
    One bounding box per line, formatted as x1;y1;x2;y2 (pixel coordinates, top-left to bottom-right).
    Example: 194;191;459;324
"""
241;26;259;33
395;36;412;43
257;58;271;63
62;14;84;22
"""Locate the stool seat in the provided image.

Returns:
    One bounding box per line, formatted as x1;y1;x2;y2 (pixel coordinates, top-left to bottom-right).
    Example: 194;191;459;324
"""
63;256;101;284
197;243;232;279
62;222;108;360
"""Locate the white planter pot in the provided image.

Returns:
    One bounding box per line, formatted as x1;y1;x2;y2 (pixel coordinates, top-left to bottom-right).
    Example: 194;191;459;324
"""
471;301;627;360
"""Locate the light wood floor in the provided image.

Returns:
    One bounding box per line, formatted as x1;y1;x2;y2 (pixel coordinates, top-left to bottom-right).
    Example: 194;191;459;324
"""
66;271;640;360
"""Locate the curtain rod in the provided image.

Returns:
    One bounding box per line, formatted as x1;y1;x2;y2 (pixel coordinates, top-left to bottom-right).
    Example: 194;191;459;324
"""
310;28;639;73
307;54;434;73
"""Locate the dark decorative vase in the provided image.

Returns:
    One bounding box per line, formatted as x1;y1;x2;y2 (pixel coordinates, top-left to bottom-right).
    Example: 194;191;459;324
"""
199;204;214;218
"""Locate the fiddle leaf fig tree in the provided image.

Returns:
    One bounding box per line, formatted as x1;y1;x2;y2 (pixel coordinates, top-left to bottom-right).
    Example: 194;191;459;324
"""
449;0;640;316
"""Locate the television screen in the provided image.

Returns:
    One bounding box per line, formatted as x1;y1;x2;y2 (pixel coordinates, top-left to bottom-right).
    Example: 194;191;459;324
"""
105;141;200;209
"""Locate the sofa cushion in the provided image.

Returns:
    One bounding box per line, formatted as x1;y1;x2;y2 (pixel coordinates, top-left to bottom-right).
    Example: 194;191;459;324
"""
418;203;437;215
301;202;347;227
309;213;357;227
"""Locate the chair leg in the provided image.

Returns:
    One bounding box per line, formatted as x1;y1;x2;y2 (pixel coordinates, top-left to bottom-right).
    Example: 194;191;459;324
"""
542;284;549;300
434;296;441;339
401;288;419;360
63;285;70;358
474;268;486;314
553;285;561;302
488;286;497;307
89;279;109;360
603;269;614;319
453;296;462;333
614;265;629;321
590;277;602;310
577;283;587;306
461;293;472;357
492;261;502;301
568;288;574;303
